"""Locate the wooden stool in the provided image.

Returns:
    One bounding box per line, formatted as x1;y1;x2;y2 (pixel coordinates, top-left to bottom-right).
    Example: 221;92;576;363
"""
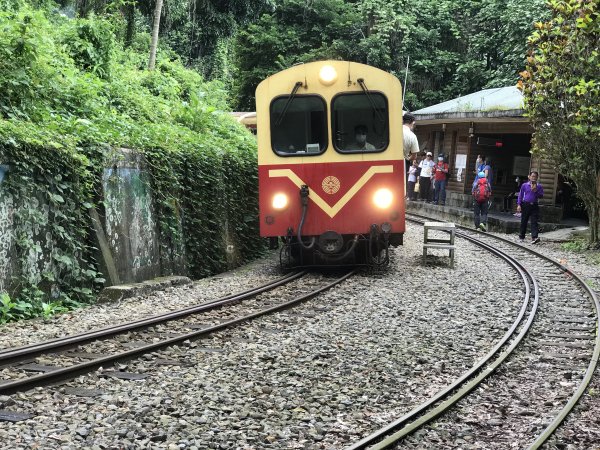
423;222;456;268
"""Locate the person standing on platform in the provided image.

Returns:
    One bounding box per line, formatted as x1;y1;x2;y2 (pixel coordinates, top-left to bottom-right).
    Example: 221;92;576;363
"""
473;155;493;187
472;171;492;231
433;153;449;205
517;171;544;244
407;159;419;201
403;113;419;162
418;152;435;202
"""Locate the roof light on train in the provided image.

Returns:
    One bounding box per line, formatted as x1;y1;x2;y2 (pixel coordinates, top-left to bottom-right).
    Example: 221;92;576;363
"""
373;189;393;209
319;65;338;86
272;193;289;210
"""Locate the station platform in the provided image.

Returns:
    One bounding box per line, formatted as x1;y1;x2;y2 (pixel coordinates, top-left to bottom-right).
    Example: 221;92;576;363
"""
406;192;586;237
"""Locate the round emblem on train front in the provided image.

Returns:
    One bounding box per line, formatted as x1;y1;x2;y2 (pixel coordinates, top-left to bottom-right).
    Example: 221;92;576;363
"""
322;176;341;194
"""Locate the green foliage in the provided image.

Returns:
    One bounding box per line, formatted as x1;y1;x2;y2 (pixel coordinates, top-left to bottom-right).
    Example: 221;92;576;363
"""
0;121;104;320
561;238;589;252
61;14;115;79
233;0;360;109
520;0;600;244
41;301;68;319
0;2;265;323
232;0;548;111
0;292;35;323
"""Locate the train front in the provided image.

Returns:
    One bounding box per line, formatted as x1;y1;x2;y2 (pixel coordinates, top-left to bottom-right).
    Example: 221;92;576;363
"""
256;61;406;268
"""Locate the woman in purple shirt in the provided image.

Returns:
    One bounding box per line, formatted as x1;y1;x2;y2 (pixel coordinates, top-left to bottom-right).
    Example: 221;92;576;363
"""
517;171;544;244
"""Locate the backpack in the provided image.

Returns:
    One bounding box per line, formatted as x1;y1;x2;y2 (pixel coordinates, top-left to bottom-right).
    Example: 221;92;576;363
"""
473;178;491;203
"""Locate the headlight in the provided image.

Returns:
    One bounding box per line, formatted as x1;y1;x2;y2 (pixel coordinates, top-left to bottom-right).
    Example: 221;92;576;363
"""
373;188;393;209
272;193;288;210
319;65;337;86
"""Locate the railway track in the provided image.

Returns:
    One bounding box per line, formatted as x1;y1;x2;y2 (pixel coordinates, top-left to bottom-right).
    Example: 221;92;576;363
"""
348;214;599;449
0;269;356;396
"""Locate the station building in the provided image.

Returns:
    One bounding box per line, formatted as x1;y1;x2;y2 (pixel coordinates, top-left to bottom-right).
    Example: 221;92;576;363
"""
411;86;564;223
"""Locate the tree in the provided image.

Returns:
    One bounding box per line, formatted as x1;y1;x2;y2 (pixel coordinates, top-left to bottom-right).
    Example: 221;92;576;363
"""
232;0;548;111
233;0;361;110
148;0;163;70
520;0;599;245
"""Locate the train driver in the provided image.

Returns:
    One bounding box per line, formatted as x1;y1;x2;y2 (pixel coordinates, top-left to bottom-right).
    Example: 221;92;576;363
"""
347;125;376;151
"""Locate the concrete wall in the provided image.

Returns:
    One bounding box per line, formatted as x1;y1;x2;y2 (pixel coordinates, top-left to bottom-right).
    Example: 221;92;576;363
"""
0;165;14;293
0;165;63;296
0;149;172;297
101;149;163;284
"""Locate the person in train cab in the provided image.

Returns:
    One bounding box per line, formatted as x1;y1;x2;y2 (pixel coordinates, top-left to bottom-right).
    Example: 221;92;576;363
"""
433;153;449;205
418;152;435;202
472;171;492;232
347;124;376;151
503;176;523;212
517;171;544;244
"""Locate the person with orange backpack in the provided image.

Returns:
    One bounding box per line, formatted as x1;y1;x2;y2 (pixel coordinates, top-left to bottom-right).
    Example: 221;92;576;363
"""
472;171;492;231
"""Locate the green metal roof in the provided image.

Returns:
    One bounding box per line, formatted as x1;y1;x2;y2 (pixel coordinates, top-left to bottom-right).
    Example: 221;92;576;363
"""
412;86;524;119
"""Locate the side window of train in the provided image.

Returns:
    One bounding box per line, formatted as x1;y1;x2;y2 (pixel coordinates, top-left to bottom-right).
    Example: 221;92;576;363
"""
332;92;389;153
270;95;328;156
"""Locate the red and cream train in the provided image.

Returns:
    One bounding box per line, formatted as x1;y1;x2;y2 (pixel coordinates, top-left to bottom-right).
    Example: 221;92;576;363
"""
256;61;406;268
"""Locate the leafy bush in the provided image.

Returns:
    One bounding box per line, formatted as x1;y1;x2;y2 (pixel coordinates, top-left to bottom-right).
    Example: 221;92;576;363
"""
0;2;265;322
61;15;115;79
561;239;589;252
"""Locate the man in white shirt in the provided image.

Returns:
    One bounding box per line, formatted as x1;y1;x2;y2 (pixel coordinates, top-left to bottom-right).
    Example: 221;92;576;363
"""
418;152;435;202
403;113;419;161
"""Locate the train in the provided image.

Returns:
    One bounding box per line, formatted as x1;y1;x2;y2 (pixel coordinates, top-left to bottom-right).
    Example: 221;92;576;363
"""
256;61;406;268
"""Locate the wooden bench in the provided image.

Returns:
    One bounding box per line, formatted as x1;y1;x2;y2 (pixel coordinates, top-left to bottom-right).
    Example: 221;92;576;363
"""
423;222;456;268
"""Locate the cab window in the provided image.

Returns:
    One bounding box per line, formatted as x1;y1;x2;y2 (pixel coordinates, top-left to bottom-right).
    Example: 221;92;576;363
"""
270;95;327;156
332;93;389;153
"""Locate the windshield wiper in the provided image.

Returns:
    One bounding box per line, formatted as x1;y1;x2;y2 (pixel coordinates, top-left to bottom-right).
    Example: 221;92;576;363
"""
357;78;386;125
275;81;303;126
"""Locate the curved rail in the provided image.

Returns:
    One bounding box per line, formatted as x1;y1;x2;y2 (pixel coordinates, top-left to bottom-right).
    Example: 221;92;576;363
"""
0;269;356;396
406;212;600;450
346;217;540;449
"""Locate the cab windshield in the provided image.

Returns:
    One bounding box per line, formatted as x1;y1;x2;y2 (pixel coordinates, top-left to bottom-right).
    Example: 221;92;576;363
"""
270;95;327;156
332;93;389;153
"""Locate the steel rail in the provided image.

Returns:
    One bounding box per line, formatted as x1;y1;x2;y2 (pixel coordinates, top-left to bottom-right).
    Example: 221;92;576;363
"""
0;271;306;367
0;269;356;396
346;217;539;449
408;212;600;449
527;262;599;449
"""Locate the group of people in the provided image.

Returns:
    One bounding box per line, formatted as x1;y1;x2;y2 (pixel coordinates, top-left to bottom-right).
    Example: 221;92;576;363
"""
403;112;544;244
406;152;449;204
403;114;449;205
471;168;543;243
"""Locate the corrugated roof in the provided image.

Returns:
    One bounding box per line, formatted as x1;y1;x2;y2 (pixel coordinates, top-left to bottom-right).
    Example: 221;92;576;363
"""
413;86;524;115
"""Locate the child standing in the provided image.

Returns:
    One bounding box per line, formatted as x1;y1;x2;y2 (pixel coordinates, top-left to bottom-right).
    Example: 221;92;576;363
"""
407;160;419;200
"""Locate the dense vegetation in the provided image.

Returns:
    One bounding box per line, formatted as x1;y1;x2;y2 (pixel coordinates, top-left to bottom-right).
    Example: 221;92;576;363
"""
520;0;599;245
0;2;263;322
232;0;550;110
47;0;548;111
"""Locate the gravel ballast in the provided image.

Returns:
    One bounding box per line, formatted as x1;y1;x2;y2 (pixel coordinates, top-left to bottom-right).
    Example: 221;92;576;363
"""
0;223;598;449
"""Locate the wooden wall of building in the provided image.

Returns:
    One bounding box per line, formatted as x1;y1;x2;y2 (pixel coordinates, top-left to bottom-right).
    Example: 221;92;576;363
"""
414;121;556;205
529;155;559;206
